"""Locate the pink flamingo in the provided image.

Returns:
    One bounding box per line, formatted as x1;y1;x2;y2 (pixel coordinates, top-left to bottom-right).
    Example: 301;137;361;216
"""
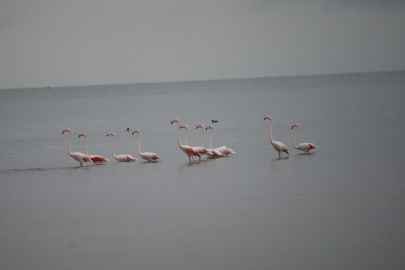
291;123;319;153
78;133;109;164
106;132;137;162
132;129;161;162
171;119;202;163
180;125;211;156
62;128;93;166
205;125;235;156
196;124;222;157
263;116;290;158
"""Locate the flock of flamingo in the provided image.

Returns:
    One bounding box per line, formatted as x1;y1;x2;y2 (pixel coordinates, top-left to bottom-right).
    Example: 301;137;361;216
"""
62;117;318;166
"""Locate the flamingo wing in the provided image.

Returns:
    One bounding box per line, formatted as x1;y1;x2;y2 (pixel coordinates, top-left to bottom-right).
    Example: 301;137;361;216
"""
273;141;289;155
297;143;318;152
72;152;92;162
215;146;235;155
308;143;319;149
142;152;161;161
185;147;201;156
206;148;223;157
193;146;209;155
116;155;137;162
89;155;109;163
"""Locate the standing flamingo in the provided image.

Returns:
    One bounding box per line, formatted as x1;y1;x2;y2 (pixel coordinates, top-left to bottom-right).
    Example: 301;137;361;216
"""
263;116;290;158
180;125;211;156
78;133;109;164
132;129;161;162
62;128;93;166
106;132;137;162
205;125;235;156
171;119;202;163
196;124;223;157
291;123;319;153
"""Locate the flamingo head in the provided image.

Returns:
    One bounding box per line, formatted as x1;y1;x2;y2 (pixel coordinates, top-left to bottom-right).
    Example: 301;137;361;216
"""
78;133;86;138
62;128;70;134
132;129;140;135
291;123;299;129
171;119;179;125
263;116;272;121
196;124;204;130
180;125;188;130
106;132;115;137
205;125;213;131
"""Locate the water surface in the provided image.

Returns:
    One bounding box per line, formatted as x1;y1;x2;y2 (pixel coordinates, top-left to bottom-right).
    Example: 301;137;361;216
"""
1;71;405;269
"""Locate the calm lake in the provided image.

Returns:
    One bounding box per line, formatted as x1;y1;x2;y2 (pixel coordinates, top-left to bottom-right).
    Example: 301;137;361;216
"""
1;71;405;269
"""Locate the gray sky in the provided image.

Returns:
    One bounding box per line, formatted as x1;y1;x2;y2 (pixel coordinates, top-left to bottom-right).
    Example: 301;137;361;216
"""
1;0;404;89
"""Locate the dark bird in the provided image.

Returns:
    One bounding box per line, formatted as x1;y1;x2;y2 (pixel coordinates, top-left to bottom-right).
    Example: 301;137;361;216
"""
212;120;218;123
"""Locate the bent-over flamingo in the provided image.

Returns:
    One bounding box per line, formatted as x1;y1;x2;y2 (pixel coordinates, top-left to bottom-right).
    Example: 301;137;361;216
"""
62;128;93;166
291;123;319;153
196;124;223;157
263;116;289;158
171;119;202;163
106;132;137;162
78;133;109;164
132;129;161;162
205;125;235;156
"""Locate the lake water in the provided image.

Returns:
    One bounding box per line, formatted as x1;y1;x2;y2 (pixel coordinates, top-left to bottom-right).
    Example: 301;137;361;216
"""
1;71;405;269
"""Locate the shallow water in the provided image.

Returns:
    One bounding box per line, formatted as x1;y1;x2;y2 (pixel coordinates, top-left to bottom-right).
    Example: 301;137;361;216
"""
1;71;405;269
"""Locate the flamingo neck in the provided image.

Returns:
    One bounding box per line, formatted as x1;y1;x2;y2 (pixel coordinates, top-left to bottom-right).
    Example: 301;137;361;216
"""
176;122;183;148
293;126;299;149
185;127;189;145
67;131;73;156
84;135;88;155
200;128;204;147
209;129;214;149
269;119;274;144
182;126;189;146
137;132;142;155
111;135;117;158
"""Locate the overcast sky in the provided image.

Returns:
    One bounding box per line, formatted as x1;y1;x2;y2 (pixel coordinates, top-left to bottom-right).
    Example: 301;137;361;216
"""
1;0;404;89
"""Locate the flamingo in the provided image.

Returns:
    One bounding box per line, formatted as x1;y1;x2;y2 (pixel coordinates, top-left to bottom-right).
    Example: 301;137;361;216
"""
106;132;137;162
62;128;93;166
78;133;109;164
196;124;223;157
205;125;235;156
263;116;290;158
171;119;202;163
132;129;161;162
180;125;211;156
291;123;319;153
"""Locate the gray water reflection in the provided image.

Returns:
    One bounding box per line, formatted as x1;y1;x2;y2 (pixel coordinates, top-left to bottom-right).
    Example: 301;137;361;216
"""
1;72;405;269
